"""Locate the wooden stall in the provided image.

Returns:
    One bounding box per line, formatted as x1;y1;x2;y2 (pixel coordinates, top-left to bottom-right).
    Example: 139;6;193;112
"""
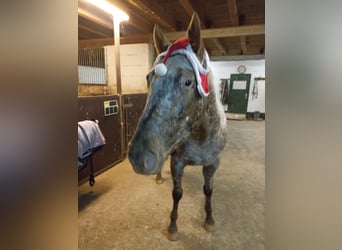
78;43;152;184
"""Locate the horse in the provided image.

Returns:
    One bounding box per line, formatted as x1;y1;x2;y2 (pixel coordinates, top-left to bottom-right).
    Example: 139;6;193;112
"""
128;12;227;241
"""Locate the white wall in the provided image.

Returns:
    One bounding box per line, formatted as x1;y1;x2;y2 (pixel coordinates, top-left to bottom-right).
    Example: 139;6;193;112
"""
210;59;265;113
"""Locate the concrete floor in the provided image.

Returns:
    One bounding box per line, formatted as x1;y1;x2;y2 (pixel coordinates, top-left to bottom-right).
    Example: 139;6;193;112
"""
78;120;265;250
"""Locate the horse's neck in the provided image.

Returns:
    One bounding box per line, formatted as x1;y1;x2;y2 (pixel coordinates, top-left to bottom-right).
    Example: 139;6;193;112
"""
205;74;227;129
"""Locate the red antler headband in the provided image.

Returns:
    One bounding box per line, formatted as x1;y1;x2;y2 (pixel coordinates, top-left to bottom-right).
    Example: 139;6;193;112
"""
153;37;210;97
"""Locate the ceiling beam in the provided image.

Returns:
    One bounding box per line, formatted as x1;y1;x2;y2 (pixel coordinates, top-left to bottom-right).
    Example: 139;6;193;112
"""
227;0;248;54
78;7;113;30
210;38;227;55
79;38;114;48
79;24;265;48
125;0;176;31
166;24;265;40
178;0;194;16
78;5;151;35
178;0;226;55
240;36;248;54
227;0;239;26
79;34;152;48
79;24;111;37
210;54;265;61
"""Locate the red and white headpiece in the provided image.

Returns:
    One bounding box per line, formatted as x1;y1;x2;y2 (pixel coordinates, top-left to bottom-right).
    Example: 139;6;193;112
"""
153;37;210;97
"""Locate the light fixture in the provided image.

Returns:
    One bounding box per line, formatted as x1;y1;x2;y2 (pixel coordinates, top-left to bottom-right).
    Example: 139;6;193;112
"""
84;0;129;21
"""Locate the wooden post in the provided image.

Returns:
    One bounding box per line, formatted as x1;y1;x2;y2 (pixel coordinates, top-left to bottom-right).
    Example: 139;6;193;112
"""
113;18;122;94
113;17;125;157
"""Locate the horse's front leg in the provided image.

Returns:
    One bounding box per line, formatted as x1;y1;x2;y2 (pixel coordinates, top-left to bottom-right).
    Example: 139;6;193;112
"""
167;153;184;241
202;161;219;232
155;171;165;184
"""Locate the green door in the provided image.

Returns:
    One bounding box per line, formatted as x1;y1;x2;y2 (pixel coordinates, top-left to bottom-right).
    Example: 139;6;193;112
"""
227;74;251;114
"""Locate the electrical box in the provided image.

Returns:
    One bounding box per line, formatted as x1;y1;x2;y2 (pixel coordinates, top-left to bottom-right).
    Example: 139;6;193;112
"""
104;100;118;116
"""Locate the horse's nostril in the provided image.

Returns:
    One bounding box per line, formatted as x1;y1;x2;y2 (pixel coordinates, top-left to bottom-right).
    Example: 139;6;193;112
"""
143;151;157;172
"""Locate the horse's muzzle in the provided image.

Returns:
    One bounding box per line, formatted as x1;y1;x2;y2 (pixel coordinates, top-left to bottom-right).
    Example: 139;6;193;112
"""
128;145;159;175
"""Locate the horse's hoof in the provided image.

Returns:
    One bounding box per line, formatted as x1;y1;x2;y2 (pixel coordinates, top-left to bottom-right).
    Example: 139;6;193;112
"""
204;223;215;232
167;231;179;241
155;177;165;184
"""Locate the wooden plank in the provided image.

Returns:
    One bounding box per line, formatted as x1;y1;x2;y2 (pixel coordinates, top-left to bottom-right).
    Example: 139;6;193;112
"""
79;24;111;37
78;7;113;30
79;38;114;48
240;36;248;54
125;0;176;31
210;54;265;61
79;2;151;35
210;38;227;55
166;25;265;40
79;34;152;48
227;0;239;26
79;25;265;48
178;0;194;16
177;0;226;55
227;0;249;54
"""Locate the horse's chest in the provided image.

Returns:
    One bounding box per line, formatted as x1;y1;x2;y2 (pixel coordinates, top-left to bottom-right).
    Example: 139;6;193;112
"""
178;130;226;166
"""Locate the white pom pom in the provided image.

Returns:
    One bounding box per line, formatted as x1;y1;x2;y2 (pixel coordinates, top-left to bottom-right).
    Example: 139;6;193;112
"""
154;63;167;76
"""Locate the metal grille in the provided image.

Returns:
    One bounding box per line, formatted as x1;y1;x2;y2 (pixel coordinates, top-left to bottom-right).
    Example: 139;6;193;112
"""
78;47;106;84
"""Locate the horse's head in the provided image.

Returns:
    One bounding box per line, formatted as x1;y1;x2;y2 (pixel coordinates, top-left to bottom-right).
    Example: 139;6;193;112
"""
128;13;211;175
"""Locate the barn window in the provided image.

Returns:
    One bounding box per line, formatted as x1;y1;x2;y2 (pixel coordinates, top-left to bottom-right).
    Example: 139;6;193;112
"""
78;47;106;85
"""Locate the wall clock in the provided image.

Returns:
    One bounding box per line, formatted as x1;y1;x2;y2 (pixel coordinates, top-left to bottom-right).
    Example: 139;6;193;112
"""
238;65;246;74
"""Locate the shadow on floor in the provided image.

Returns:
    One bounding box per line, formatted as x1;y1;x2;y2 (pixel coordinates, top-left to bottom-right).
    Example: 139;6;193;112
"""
78;185;111;212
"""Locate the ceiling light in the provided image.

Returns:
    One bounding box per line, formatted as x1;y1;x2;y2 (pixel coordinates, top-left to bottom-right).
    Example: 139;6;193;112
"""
84;0;129;21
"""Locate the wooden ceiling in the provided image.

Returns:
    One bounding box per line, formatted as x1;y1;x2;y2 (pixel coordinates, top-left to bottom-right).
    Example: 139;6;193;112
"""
78;0;264;58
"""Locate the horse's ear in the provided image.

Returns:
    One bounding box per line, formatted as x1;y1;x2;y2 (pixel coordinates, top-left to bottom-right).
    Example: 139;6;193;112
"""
187;12;204;59
153;24;171;55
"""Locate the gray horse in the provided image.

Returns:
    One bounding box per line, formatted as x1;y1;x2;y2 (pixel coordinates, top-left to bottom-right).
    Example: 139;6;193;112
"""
128;13;227;241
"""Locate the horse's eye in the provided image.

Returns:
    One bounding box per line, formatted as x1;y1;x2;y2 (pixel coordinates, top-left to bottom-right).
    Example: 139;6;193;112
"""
183;79;193;87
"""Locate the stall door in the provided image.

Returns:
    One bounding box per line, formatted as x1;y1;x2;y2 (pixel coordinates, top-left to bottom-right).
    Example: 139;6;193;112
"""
122;93;148;151
78;95;124;183
228;74;251;114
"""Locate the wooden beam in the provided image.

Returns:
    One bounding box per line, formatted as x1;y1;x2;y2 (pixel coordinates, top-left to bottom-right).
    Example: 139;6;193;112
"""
78;34;152;48
79;38;114;48
124;15;153;34
210;54;265;61
166;25;265;40
126;0;175;31
177;1;228;55
227;0;239;26
226;0;248;54
178;0;194;16
78;7;113;30
78;25;265;48
113;19;122;94
240;36;248;54
79;24;111;37
79;1;151;35
209;38;227;55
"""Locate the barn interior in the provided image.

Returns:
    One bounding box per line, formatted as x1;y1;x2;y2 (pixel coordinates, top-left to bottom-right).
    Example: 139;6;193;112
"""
78;0;265;249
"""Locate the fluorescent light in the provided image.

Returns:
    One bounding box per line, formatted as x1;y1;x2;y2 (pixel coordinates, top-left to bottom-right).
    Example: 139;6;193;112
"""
84;0;129;21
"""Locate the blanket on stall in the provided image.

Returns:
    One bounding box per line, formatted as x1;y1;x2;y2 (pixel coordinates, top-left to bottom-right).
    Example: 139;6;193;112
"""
78;120;106;170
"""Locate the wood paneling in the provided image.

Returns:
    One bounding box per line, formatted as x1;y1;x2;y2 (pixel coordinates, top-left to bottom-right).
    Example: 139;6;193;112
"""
78;0;265;57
